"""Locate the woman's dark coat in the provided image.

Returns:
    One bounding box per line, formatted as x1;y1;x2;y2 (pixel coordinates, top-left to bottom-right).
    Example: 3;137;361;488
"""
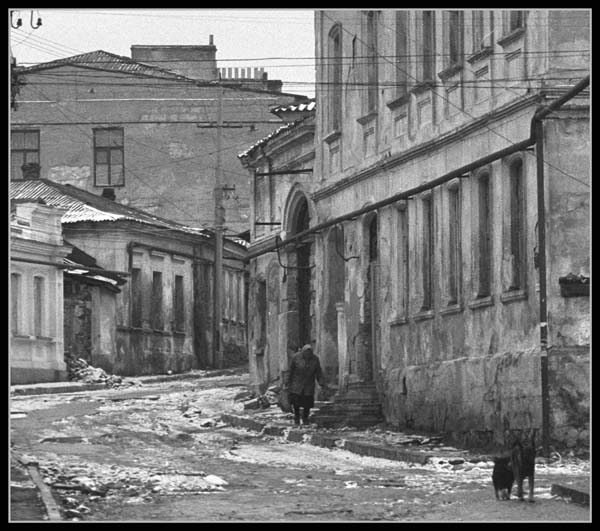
285;350;325;397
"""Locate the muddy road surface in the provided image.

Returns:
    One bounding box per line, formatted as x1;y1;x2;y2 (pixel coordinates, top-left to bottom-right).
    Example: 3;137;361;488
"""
10;371;590;522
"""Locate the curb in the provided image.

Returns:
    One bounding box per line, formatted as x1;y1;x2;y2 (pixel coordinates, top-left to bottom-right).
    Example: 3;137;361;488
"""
220;413;433;465
550;484;590;506
11;382;107;396
17;456;62;521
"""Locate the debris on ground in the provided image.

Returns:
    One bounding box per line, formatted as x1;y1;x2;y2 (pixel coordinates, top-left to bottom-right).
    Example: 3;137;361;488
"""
65;352;122;387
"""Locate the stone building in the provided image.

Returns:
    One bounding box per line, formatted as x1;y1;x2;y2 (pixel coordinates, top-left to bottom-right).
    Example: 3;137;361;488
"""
10;200;71;383
241;10;590;449
10;38;308;237
10;178;248;376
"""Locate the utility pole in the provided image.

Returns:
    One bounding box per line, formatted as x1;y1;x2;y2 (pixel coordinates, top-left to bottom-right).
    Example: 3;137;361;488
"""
212;85;225;369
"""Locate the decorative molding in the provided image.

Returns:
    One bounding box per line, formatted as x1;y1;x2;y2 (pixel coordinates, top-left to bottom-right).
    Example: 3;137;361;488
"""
440;304;464;316
497;27;525;48
468;295;494;310
323;130;342;145
357;111;378;126
386;93;410;110
467;47;493;64
313;94;540;202
438;63;463;82
500;289;528;304
413;310;435;322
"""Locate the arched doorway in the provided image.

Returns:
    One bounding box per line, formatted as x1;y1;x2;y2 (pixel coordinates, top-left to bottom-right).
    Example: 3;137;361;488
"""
293;197;312;347
363;213;379;381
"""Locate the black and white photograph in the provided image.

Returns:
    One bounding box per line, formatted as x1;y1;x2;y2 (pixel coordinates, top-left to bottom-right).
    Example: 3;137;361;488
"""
9;8;590;523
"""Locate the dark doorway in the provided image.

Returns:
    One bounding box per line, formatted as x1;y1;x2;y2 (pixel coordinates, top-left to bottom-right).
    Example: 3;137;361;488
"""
295;198;312;347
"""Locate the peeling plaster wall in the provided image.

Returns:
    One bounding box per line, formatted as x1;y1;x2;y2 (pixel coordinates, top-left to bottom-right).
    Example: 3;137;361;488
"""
312;10;589;447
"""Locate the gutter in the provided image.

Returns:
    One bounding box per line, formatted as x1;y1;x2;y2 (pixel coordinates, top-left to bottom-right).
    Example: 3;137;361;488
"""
245;75;590;455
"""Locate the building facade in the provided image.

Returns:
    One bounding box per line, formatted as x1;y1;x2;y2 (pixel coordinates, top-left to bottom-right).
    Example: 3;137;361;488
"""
242;10;590;449
10;39;308;237
10;179;248;376
10;201;71;383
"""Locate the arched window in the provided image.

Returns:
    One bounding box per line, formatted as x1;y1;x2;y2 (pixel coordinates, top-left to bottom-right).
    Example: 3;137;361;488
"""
328;24;343;132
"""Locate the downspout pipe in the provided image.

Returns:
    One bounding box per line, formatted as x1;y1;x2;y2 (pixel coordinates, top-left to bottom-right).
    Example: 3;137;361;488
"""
531;74;589;456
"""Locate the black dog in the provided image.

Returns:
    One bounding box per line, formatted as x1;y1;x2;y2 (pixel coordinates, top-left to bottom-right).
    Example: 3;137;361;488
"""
511;432;536;502
492;456;514;500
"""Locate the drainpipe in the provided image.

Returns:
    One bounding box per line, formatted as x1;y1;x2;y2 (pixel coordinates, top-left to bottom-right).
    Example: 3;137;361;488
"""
531;75;590;456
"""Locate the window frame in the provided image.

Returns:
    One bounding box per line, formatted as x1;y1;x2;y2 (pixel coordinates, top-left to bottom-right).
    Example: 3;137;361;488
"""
421;193;434;311
93;127;125;187
395;11;409;100
151;270;164;331
327;24;343;133
11;129;40;180
508;157;526;291
173;274;185;332
11;273;21;335
447;183;462;306
364;11;379;114
476;172;492;298
33;275;46;337
421;11;436;83
130;267;143;328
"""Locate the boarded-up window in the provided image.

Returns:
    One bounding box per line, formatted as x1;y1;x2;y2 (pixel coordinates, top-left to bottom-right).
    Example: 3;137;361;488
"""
11;273;20;335
174;275;185;332
397;205;409;318
11;130;40;179
447;11;463;65
472;10;485;51
151;271;163;330
448;186;461;304
33;276;45;336
329;25;343;132
396;11;409;98
365;11;378;113
94;127;124;187
131;268;142;327
509;159;526;290
478;174;492;297
421;11;435;82
422;195;434;310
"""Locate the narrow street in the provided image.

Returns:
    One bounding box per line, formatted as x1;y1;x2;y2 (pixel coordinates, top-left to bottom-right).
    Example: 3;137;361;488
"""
10;370;589;522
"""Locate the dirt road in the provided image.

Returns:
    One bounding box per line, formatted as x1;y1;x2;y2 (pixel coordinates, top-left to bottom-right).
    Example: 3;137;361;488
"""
10;372;590;522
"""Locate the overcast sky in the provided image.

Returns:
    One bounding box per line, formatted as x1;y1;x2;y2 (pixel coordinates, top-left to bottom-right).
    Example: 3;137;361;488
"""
9;8;316;97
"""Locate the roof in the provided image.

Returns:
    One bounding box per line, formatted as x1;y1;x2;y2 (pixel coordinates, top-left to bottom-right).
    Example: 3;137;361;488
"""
16;50;309;99
270;100;316;115
238;113;315;161
10;179;210;238
17;50;196;83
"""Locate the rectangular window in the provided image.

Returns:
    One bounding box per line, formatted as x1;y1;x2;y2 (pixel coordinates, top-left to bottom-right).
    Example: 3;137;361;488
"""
329;26;343;132
509;10;524;32
448;186;461;304
11;130;40;180
173;275;185;332
396;11;409;98
11;273;20;335
94;127;124;187
478;174;492;297
422;195;434;310
365;11;378;113
422;11;435;82
239;273;246;323
472;10;485;51
397;205;409;318
447;11;463;66
151;271;163;330
33;276;45;336
131;268;143;327
509;160;526;290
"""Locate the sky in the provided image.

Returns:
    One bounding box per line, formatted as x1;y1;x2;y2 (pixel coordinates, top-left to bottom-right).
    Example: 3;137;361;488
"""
9;8;316;98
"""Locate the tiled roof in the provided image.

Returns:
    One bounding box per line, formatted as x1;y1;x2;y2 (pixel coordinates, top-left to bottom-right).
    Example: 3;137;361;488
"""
270;100;316;114
17;50;196;83
238;113;315;161
9;179;210;238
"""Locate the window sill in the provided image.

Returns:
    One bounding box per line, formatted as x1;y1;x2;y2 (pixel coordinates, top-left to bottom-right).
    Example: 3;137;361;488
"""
388;315;408;327
440;304;463;316
12;334;34;340
467;47;493;64
173;330;186;336
437;63;463;81
497;27;525;48
323;130;342;145
468;296;494;310
412;81;436;95
356;111;378;126
500;289;528;304
413;310;434;322
386;93;410;110
34;336;55;342
93;183;125;188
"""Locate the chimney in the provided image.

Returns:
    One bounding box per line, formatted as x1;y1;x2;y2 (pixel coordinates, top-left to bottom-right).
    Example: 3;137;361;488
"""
131;40;218;81
21;162;40;180
101;188;116;201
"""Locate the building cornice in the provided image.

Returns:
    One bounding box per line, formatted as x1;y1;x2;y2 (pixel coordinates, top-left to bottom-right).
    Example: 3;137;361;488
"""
313;93;541;202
